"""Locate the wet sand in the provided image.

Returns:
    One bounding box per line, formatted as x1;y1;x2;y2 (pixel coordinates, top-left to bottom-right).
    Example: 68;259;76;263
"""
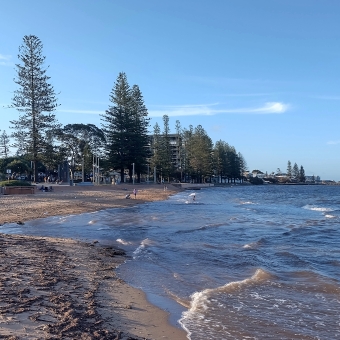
0;184;188;340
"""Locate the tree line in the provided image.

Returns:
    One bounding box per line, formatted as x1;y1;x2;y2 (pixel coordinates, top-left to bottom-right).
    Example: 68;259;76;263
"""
150;117;247;183
286;160;306;183
1;35;247;184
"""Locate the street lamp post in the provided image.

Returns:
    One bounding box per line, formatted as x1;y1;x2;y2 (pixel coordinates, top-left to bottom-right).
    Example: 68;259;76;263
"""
92;154;100;185
82;156;85;183
132;162;135;185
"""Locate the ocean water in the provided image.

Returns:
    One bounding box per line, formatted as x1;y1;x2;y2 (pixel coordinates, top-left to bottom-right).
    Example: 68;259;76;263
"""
3;185;340;339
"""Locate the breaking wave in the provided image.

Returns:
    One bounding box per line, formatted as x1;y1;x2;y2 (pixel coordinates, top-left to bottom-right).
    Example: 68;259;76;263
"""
116;238;131;245
302;205;334;212
183;268;271;314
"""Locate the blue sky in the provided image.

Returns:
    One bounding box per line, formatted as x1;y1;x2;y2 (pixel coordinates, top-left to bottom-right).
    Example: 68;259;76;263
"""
1;1;340;180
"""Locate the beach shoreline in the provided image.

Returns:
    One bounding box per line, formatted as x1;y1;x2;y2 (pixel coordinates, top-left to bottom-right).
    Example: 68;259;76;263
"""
0;183;182;226
0;184;188;340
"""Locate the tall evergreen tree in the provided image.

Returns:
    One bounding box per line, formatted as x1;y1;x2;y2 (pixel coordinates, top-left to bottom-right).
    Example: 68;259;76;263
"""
101;72;132;182
101;73;149;183
10;35;59;182
213;140;229;183
129;85;150;182
40;131;64;177
175;120;184;181
150;122;162;180
227;146;240;183
287;160;292;177
0;130;10;158
187;125;213;183
160;115;173;181
299;165;306;183
238;152;247;182
181;125;194;181
292;162;299;178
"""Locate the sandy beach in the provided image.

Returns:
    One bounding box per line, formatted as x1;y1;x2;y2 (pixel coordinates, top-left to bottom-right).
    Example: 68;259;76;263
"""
0;184;181;226
0;184;188;340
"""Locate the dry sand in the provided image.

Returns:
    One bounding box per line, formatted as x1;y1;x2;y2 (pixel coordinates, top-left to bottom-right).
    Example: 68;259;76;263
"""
0;184;188;340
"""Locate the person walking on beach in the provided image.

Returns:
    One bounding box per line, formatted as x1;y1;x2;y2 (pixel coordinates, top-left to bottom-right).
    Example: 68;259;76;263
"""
133;188;137;199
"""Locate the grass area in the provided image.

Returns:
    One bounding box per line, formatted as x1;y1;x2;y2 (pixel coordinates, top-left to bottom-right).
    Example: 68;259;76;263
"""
0;180;33;187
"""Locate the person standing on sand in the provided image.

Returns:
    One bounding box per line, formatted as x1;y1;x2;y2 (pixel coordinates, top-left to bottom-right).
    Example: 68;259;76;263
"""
133;188;137;199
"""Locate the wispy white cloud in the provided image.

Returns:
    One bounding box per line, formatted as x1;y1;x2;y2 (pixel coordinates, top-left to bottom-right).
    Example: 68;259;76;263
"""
327;140;340;145
0;54;11;60
57;102;289;118
0;54;12;66
148;102;289;117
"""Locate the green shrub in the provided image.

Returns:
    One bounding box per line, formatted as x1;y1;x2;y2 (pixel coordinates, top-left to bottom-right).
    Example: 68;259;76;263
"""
0;180;33;187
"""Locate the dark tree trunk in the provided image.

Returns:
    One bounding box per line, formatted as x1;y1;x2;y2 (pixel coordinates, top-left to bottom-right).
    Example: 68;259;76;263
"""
128;166;133;183
120;168;125;183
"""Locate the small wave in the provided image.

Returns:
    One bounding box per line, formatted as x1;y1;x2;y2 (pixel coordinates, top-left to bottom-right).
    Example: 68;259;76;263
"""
185;200;204;205
133;238;154;257
96;227;110;230
179;269;273;337
175;228;197;234
116;238;131;245
206;222;230;228
240;201;256;205
302;205;334;212
325;214;336;219
242;237;268;249
185;269;272;314
141;238;154;246
176;223;227;234
242;242;259;249
133;245;145;257
276;251;308;266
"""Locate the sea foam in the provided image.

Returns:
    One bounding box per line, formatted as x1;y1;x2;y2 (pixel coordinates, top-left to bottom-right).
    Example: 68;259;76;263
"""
183;268;272;314
302;205;334;212
179;269;273;339
133;238;154;258
116;238;131;245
